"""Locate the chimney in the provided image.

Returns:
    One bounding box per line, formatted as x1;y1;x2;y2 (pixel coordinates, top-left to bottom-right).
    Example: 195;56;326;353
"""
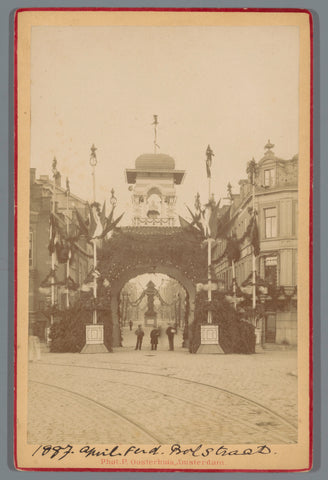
55;172;61;188
39;175;49;182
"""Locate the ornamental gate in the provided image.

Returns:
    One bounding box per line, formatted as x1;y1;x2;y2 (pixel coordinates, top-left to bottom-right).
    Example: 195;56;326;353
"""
97;226;207;347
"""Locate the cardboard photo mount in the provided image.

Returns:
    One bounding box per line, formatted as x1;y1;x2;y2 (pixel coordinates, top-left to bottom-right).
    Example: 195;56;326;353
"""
14;8;313;472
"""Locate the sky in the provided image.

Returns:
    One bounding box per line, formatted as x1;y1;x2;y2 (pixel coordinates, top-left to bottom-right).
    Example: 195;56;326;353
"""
30;25;299;222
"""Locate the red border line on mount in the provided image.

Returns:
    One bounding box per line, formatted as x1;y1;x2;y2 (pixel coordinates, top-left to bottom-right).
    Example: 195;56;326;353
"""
13;7;313;473
14;7;312;12
308;9;314;472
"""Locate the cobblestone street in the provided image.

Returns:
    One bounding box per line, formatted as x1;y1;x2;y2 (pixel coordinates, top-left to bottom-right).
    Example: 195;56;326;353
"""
28;345;298;446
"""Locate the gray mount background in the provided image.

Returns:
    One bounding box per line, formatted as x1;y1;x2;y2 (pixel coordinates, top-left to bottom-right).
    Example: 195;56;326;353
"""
1;1;326;479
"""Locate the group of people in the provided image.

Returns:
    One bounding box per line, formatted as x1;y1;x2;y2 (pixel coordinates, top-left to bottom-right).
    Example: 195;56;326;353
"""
134;324;177;351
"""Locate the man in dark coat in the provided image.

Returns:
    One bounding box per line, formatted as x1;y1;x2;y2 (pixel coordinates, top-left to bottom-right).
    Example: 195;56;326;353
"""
135;325;144;350
166;324;176;351
150;327;160;350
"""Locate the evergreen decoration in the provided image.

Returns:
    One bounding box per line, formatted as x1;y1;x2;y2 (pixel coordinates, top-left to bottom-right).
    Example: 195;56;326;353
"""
98;228;207;285
49;289;113;352
190;291;256;354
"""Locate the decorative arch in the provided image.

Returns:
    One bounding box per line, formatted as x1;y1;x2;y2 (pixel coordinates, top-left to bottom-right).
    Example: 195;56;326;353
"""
146;186;162;199
97;227;207;347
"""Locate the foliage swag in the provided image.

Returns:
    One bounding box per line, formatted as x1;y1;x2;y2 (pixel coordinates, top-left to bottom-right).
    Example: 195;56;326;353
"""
190;291;256;354
98;228;208;284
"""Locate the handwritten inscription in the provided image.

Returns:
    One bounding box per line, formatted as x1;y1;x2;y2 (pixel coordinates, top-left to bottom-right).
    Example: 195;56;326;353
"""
170;444;272;456
31;443;272;462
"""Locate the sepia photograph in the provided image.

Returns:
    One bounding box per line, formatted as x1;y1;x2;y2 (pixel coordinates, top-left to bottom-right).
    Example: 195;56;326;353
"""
15;9;312;471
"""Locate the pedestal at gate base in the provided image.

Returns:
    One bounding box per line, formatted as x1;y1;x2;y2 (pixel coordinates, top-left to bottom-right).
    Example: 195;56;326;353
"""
196;324;224;354
80;324;109;354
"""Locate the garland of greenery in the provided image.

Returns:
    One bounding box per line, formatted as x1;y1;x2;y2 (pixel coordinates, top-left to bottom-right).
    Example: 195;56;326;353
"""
190;291;256;354
212;215;258;266
98;228;208;284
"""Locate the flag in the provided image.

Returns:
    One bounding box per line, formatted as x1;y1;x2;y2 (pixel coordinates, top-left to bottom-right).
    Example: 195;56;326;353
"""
200;199;220;239
179;215;191;229
48;213;60;255
56;241;68;263
89;203;103;238
100;201;106;227
226;235;241;264
240;285;253;296
74;208;89;237
250;216;260;256
66;177;70;194
80;281;94;292
185;205;202;231
99;212;124;239
208;199;221;239
206;145;214;179
55;238;71;264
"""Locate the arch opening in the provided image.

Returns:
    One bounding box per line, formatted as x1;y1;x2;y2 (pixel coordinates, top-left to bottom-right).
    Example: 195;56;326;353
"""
118;273;188;350
109;264;196;348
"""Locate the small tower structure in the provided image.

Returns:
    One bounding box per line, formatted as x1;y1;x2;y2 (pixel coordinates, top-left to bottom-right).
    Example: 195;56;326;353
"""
125;117;185;226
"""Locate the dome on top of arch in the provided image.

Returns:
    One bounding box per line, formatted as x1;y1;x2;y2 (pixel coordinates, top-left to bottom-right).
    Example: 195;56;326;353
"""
135;153;175;170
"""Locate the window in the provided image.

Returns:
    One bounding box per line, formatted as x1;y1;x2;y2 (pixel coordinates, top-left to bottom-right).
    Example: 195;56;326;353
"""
264;168;276;186
264;207;277;238
29;231;33;267
264;256;278;285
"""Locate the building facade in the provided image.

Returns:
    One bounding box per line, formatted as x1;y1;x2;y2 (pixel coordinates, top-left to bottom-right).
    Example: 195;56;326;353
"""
29;168;92;339
213;142;298;345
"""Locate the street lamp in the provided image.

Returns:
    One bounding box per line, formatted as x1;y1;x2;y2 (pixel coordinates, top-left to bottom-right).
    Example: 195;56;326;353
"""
110;188;117;209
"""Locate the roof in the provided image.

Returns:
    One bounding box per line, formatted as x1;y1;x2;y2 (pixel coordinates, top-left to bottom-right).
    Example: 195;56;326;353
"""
135;153;175;170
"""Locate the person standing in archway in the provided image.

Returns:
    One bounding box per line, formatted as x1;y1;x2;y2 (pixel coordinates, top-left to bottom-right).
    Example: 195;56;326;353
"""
166;324;176;351
135;324;144;350
150;327;160;350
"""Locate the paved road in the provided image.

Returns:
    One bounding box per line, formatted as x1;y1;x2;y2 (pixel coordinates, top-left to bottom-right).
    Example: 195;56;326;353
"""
28;346;298;445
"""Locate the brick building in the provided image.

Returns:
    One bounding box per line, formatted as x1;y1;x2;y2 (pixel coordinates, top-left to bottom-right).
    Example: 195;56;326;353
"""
29;168;92;339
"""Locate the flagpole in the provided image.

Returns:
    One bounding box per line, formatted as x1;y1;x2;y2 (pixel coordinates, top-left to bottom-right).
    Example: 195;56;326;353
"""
232;260;237;310
153;114;159;154
228;183;237;310
65;178;70;308
90;145;98;325
51;158;57;325
93;239;97;324
206;145;214;325
207;236;212;324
